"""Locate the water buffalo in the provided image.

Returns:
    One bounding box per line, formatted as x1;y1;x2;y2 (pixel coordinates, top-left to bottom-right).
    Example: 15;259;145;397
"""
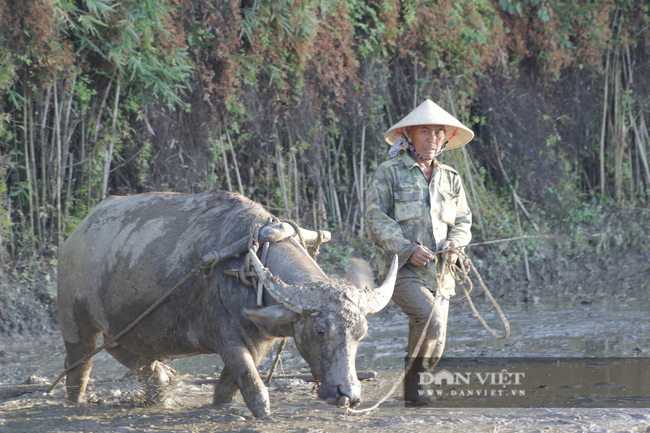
57;191;397;417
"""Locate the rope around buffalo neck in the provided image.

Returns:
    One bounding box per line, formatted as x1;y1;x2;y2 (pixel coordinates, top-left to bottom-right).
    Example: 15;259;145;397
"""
344;248;509;415
221;218;323;382
222;218;323;287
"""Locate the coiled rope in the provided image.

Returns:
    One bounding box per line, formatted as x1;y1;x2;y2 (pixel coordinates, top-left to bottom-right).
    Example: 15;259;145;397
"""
449;249;510;340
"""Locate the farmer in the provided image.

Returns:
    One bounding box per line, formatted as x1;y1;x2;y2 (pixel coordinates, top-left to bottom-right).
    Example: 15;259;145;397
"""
365;99;474;404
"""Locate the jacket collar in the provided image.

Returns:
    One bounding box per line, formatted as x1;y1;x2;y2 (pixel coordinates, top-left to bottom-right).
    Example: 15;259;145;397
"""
398;151;439;172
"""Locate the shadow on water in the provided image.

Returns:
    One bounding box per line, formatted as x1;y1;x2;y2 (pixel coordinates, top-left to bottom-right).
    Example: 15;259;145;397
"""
1;276;650;432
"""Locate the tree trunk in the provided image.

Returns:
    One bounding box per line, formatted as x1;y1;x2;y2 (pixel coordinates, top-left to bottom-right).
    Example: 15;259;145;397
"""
413;60;418;109
40;86;51;244
23;81;35;251
28;91;42;249
102;78;121;199
358;125;366;237
64;153;74;220
94;80;113;141
613;60;623;202
599;46;611;195
330;177;343;229
292;150;299;223
631;113;650;191
53;82;63;246
275;138;290;218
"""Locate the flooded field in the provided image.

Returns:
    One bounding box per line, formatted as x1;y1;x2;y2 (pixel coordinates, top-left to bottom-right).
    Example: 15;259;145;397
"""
2;275;650;432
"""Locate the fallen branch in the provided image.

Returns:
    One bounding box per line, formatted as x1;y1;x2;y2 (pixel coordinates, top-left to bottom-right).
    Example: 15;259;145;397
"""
494;139;539;232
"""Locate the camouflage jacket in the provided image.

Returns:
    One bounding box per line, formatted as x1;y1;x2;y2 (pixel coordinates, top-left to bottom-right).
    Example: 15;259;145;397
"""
365;151;472;298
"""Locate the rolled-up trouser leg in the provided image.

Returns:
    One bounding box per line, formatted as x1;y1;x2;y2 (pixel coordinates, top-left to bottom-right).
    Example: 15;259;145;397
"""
392;277;450;370
394;278;450;404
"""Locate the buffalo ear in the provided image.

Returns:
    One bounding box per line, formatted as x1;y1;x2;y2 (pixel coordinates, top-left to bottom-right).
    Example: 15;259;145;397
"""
346;257;374;290
244;305;299;327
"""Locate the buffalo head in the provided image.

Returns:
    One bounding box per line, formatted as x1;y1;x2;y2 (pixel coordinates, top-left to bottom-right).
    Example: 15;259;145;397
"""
245;251;398;407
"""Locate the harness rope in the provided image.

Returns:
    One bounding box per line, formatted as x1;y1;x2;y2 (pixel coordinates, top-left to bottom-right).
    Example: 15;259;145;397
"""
266;339;287;384
344;299;436;415
221;218;324;382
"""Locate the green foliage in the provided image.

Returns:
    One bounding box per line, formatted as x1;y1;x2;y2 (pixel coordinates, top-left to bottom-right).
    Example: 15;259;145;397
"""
566;202;605;224
55;0;194;109
73;74;97;114
230;0;340;98
346;0;393;57
203;134;226;191
0;53;18;96
319;242;354;278
137;141;152;185
0;0;649;293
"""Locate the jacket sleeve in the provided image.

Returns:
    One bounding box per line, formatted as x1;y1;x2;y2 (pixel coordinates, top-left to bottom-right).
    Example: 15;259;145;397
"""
446;177;472;246
365;167;419;269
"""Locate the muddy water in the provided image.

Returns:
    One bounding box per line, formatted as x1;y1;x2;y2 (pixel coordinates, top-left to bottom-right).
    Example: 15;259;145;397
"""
2;276;650;432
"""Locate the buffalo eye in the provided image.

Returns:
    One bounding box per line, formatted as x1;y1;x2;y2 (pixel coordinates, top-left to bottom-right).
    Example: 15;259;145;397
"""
316;328;327;337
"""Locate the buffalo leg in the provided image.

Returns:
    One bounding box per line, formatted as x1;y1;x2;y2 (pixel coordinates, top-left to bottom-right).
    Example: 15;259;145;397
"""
104;340;149;371
64;330;101;403
221;346;271;418
104;338;175;386
213;365;239;404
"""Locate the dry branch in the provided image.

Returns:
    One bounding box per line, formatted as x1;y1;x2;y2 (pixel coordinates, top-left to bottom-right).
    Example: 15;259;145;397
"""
494;139;539;232
358;125;366;237
514;189;531;281
224;118;244;196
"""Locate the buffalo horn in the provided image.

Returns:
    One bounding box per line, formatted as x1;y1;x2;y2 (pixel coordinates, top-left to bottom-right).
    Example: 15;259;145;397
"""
361;255;399;316
258;223;331;245
283;223;331;244
202;224;332;266
248;249;304;314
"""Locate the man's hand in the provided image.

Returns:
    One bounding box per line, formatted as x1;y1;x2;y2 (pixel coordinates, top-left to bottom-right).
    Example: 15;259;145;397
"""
442;240;458;265
409;245;435;267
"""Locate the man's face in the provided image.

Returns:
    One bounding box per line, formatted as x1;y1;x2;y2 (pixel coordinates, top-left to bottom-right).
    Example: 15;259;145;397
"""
406;124;446;160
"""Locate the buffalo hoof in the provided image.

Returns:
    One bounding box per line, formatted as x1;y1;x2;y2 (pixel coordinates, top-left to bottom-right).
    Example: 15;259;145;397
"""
136;361;177;387
335;395;361;408
337;396;350;408
251;409;271;419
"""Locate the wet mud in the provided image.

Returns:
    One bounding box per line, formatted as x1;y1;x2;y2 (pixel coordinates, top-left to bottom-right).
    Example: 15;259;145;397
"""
2;272;650;432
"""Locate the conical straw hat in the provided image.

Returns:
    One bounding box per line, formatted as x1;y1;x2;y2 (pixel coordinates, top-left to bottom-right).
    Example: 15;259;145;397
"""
384;99;474;150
